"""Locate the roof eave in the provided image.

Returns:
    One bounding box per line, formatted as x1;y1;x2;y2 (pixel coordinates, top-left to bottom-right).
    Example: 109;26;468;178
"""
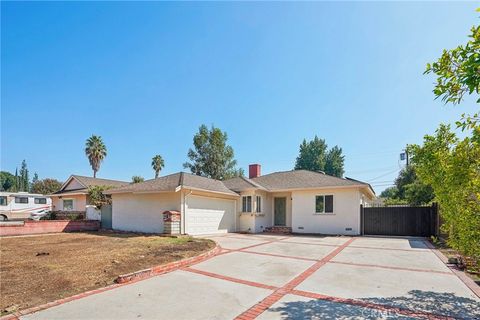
49;191;88;197
179;186;240;197
265;184;370;193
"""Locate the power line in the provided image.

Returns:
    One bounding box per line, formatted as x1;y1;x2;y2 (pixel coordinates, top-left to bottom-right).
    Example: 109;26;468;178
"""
367;168;401;182
345;166;398;175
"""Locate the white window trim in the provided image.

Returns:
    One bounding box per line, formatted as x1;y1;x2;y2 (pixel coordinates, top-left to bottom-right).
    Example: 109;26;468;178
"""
34;197;47;204
15;196;29;204
255;195;262;213
241;196;252;213
63;198;75;211
314;195;334;215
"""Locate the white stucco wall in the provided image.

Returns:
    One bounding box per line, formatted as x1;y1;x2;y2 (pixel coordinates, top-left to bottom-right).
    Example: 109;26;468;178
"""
51;194;87;211
236;190;272;233
112;192;181;233
254;191;273;233
291;188;362;235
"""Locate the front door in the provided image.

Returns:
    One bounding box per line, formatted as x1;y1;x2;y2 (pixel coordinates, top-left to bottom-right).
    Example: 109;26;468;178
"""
274;197;286;226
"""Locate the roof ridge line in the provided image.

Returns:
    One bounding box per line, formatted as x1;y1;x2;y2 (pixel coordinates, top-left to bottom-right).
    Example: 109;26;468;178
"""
178;172;185;187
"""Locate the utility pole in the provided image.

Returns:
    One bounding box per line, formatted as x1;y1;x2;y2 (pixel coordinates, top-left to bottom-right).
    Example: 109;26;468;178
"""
405;146;409;166
400;146;409;166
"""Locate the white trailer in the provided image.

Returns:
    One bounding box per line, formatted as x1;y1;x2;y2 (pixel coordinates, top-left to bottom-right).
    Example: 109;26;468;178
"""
0;192;52;221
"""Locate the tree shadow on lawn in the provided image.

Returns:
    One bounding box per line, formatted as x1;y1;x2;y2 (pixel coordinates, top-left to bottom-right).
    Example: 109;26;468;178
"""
266;290;480;319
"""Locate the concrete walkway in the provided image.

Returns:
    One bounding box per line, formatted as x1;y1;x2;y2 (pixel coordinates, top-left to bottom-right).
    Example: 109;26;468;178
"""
22;234;480;319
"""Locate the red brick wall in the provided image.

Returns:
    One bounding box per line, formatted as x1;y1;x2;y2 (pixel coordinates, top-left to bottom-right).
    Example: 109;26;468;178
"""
0;220;100;237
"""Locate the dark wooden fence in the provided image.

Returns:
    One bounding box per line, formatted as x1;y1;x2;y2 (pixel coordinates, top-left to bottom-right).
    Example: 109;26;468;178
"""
361;203;438;237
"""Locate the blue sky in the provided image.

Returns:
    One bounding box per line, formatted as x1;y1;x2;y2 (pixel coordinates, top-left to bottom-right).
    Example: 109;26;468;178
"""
1;2;478;193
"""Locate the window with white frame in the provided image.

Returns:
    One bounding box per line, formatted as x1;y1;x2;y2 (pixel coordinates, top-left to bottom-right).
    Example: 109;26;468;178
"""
256;195;262;213
315;195;333;214
242;196;252;212
63;199;74;211
34;198;47;204
0;196;7;206
15;197;28;204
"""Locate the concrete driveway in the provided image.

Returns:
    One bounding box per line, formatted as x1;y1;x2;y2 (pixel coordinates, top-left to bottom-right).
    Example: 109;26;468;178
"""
22;234;480;320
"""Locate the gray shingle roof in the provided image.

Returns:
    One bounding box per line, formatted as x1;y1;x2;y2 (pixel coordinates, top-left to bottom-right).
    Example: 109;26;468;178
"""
72;175;129;188
223;177;268;192
53;175;129;195
251;170;370;191
104;170;373;196
105;172;238;196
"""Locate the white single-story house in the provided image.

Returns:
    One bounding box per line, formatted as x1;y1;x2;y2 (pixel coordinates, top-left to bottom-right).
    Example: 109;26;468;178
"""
105;165;375;235
50;175;128;213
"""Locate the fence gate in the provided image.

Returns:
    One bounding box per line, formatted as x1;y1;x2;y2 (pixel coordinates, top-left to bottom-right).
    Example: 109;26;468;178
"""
101;204;112;229
361;203;438;237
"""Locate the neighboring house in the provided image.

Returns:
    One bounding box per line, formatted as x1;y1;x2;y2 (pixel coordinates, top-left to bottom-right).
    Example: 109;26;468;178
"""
105;164;375;235
50;175;128;213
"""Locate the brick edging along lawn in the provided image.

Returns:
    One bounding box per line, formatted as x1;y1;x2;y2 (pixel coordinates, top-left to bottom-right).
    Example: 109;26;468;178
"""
115;244;222;283
0;243;221;320
424;240;480;298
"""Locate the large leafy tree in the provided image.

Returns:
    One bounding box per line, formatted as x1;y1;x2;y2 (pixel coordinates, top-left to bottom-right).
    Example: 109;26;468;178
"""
380;186;398;199
151;155;165;179
131;176;145;183
295;137;327;173
380;166;434;205
409;125;480;260
294;136;345;177
425;21;480;129
325;146;345;178
87;185;112;208
0;171;15;191
184;124;241;180
419;9;480;263
85;135;107;178
30;178;62;195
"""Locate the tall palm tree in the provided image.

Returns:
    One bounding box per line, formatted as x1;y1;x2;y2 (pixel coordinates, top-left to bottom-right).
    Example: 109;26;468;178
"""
85;135;107;178
151;155;165;178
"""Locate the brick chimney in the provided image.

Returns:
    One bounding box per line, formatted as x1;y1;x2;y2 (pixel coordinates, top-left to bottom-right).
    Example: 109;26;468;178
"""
249;164;261;179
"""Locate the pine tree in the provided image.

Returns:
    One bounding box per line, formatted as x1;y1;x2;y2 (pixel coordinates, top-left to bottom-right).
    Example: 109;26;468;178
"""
14;168;19;192
31;173;39;192
19;160;29;192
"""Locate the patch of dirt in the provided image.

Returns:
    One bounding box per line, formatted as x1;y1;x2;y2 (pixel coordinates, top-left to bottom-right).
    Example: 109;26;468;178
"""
0;232;215;314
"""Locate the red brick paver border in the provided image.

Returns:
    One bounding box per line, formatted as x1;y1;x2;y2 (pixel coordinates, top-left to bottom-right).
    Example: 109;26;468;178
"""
234;237;357;320
328;260;454;275
424;240;480;298
115;244;221;283
183;267;279;291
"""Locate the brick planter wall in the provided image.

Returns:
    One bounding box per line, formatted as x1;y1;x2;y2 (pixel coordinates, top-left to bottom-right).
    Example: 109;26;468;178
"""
50;211;86;220
0;220;100;237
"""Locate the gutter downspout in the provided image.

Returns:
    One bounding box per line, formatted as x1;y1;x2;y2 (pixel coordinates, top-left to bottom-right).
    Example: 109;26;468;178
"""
183;190;193;235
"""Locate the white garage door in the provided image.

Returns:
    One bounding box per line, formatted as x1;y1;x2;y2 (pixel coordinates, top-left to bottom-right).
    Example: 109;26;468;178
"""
186;195;236;235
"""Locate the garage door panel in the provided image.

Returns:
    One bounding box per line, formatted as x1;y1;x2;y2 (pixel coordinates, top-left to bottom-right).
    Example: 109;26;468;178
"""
186;196;235;235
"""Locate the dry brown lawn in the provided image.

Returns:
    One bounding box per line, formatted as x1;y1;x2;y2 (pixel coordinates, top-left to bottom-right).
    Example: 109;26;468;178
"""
0;232;214;314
